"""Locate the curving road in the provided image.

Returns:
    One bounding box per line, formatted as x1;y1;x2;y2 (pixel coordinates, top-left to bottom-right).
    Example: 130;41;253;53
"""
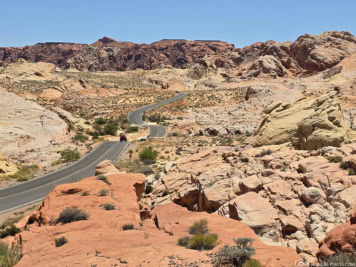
128;93;188;137
0;93;187;213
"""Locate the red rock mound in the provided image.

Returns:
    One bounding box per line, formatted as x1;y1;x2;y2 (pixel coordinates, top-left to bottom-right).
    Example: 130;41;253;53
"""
317;211;356;258
12;172;299;266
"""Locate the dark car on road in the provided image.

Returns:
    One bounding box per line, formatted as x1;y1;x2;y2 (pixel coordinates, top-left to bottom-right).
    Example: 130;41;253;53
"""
120;134;127;142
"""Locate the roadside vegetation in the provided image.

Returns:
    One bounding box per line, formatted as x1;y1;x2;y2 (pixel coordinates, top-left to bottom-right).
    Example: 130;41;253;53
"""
139;146;158;164
0;241;22;267
7;165;39;182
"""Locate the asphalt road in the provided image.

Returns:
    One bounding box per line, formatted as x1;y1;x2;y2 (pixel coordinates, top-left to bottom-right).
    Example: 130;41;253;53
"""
0;93;187;213
128;93;188;137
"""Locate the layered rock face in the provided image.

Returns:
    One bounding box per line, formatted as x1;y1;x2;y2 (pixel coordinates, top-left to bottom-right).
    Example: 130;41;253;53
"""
11;172;299;266
148;143;356;261
1;31;355;76
251;92;355;150
0;90;70;165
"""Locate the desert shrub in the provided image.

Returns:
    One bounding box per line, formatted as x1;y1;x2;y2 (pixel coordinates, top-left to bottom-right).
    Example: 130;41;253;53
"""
98;189;109;196
58;149;80;163
126;126;139;133
340;161;351;170
243;258;262;267
189;219;209;235
319;251;356;265
94;118;107;125
101;203;116;210
9;165;38;182
57;207;89;224
73;133;88;142
55;236;68;247
349;168;356;175
144;184;153;194
0;241;21;267
96;175;111;185
139;147;158;163
178;236;191;247
81;191;89;196
211;237;256;267
0;225;20;239
188;233;218;250
328;156;343;163
178;220;218;251
122;224;134;230
259;149;272;157
104;122;118;136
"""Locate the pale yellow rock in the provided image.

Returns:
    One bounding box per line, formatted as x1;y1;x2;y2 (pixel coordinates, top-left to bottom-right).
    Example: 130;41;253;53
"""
0;153;18;176
251;92;356;150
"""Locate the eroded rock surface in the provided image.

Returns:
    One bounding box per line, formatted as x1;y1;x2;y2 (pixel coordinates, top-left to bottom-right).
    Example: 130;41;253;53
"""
11;172;298;267
251;92;355;150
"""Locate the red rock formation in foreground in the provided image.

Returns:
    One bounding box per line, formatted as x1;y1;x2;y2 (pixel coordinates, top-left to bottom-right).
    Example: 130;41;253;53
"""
12;172;299;266
1;31;355;76
317;211;356;258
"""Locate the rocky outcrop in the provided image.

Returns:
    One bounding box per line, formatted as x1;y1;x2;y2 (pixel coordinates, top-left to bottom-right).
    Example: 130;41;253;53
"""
251;92;355;150
1;31;355;76
148;143;356;261
95;160;121;176
11;172;299;267
0;90;70;166
0;153;18;176
0;39;236;72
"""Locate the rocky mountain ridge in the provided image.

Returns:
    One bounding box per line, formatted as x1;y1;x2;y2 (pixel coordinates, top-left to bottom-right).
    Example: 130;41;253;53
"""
1;31;355;76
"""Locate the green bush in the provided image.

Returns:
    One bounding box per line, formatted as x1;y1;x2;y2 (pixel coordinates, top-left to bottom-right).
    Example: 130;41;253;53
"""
104;122;118;136
81;191;89;196
94;118;107;125
55;236;68;247
9;165;39;182
126;126;139;133
187;233;218;250
73;133;88;142
211;237;256;267
139;147;158;163
319;251;356;265
58;149;80;163
122;224;134;230
328;156;343;163
349;168;356;175
188;219;209;235
0;241;21;267
57;207;89;224
98;189;109;196
96;175;111;185
243;258;262;267
178;236;191;247
101;203;116;210
0;225;20;239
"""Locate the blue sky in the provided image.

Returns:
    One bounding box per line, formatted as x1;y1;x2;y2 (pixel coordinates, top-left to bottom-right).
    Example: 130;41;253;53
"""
1;1;355;48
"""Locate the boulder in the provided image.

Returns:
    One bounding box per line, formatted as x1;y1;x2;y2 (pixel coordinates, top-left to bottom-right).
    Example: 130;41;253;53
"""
251;92;355;150
301;187;326;205
95;160;121;176
227;192;280;241
249;55;287;77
